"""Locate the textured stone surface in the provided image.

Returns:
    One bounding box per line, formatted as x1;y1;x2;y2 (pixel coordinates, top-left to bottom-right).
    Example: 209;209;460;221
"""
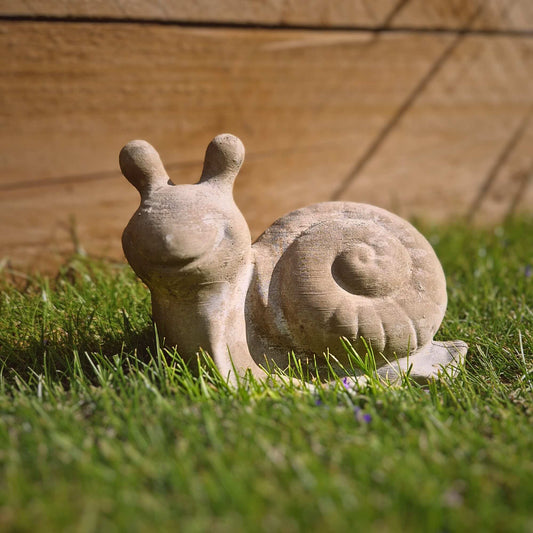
121;134;467;384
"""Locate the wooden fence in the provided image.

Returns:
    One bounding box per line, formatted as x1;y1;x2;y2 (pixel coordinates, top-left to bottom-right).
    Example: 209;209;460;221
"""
1;0;532;271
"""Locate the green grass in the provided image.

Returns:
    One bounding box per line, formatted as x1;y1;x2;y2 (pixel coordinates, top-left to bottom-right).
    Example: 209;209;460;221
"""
1;218;532;532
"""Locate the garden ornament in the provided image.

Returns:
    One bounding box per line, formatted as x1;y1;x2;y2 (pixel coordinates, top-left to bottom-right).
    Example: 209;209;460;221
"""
120;134;467;385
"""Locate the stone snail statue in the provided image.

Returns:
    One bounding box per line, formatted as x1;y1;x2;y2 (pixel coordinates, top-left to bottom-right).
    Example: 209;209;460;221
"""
120;133;467;385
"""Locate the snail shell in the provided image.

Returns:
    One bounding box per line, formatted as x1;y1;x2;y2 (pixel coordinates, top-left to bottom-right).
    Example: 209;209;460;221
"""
247;202;447;368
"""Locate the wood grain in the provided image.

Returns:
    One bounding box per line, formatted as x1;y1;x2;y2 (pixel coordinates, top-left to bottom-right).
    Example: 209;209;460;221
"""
394;0;533;32
0;22;454;182
0;0;403;27
1;0;531;31
0;19;532;271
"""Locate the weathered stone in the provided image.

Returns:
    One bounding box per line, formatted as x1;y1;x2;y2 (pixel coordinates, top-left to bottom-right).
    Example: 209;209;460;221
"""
121;134;467;384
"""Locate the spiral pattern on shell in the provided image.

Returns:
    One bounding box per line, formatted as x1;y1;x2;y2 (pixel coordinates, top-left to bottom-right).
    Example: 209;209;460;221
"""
248;202;447;365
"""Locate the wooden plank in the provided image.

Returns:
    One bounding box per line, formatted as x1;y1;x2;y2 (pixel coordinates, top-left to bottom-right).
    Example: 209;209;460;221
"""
0;22;532;271
393;0;533;32
467;113;533;223
0;22;452;182
339;34;533;220
0;0;400;28
1;0;532;31
1;176;139;272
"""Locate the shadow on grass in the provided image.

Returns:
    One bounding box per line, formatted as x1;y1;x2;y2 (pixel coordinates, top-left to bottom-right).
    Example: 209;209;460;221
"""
0;255;160;386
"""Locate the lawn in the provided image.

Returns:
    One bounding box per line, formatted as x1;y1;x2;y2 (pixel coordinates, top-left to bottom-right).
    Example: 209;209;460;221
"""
1;218;532;532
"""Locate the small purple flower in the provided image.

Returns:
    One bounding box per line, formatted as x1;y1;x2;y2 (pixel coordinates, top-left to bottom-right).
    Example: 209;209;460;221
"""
525;265;532;278
342;377;353;390
354;406;372;423
315;398;323;406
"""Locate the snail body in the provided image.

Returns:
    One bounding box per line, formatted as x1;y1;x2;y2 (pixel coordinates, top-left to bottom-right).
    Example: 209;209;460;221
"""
121;134;467;383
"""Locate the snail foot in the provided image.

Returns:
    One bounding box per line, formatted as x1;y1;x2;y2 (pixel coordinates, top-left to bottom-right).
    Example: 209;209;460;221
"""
376;340;468;385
